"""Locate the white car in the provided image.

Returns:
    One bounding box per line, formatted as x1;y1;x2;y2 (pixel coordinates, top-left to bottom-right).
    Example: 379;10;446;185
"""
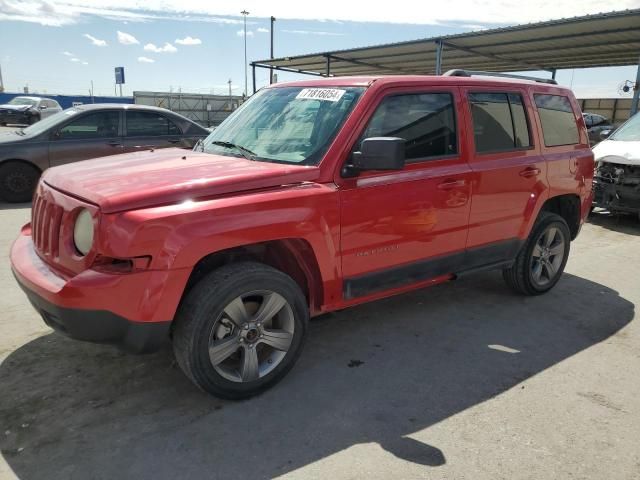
592;113;640;217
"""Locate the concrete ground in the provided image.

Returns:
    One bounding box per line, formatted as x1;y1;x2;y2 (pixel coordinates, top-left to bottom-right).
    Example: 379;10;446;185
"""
0;204;638;480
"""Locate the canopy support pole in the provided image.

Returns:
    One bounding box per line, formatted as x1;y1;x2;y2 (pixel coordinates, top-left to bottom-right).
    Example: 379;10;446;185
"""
435;39;443;75
326;55;331;77
632;55;640;116
252;63;256;94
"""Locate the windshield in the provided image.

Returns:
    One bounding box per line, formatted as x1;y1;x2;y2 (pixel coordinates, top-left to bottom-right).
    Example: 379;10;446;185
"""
202;86;365;165
8;97;37;106
610;113;640;142
21;108;80;136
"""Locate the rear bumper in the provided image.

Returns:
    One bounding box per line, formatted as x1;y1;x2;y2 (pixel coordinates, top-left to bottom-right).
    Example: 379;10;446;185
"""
10;228;191;353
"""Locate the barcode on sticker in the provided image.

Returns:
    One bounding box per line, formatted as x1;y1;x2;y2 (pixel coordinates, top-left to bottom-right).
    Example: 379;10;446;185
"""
296;88;346;102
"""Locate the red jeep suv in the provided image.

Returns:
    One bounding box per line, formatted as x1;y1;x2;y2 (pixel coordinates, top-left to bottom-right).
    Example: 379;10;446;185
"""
11;72;594;399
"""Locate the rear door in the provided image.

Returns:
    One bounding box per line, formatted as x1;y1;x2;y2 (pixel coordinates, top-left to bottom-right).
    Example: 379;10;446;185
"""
48;110;123;167
461;88;546;261
338;86;473;299
122;110;184;152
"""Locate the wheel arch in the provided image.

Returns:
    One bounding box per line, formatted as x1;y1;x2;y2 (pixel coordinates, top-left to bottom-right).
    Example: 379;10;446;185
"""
182;238;324;315
540;194;581;240
0;158;42;174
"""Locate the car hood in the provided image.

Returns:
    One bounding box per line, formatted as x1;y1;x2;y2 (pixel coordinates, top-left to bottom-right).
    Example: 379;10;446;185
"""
593;139;640;166
0;130;26;144
0;104;31;112
43;148;321;213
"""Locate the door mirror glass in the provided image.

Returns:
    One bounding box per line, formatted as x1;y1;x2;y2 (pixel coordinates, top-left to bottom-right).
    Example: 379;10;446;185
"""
352;137;405;171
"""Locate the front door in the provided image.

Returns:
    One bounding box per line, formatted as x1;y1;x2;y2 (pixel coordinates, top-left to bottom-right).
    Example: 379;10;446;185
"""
339;87;472;299
48;110;123;167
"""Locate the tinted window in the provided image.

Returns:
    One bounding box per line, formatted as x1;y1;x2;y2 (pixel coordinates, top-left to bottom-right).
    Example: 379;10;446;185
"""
126;111;181;136
360;93;457;161
469;93;531;152
58;111;119;139
534;94;579;146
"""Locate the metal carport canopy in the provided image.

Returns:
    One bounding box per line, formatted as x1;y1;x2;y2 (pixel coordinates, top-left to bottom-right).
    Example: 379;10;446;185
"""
253;9;640;77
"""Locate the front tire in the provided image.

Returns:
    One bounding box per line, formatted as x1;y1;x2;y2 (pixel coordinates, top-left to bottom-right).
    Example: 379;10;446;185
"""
172;262;308;399
503;212;570;295
0;161;40;203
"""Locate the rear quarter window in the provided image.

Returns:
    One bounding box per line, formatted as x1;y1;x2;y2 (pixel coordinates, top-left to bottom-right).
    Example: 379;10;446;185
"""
534;94;579;147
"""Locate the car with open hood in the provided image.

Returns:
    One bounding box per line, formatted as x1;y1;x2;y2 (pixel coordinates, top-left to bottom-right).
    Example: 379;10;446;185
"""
592;112;640;218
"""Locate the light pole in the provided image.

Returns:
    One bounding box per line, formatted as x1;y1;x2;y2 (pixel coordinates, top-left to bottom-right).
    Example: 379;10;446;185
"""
241;10;249;98
270;16;276;84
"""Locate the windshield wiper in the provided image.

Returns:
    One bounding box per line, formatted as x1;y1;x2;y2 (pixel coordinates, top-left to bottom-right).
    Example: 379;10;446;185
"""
209;140;257;161
13;129;26;136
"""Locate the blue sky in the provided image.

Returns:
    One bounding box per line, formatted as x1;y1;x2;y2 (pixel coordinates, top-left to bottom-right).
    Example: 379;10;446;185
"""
0;0;638;98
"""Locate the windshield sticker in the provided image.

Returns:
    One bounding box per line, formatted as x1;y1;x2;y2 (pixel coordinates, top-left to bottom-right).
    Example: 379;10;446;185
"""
296;88;346;102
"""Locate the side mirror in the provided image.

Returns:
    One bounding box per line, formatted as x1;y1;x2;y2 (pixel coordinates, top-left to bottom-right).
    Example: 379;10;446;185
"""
347;137;405;175
600;129;613;141
39;105;47;110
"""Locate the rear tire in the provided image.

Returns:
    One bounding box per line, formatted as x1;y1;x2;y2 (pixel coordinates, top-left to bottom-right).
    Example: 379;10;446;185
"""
0;161;40;203
172;262;308;399
502;212;570;295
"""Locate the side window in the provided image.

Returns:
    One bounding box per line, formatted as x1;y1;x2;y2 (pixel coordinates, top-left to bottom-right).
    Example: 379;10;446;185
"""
592;115;607;126
126;111;182;136
58;111;119;139
583;114;593;128
359;93;457;161
469;92;531;153
534;94;580;147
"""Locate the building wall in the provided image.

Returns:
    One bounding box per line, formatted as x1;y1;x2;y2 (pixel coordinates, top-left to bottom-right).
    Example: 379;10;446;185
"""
134;91;244;127
578;98;634;126
0;92;133;109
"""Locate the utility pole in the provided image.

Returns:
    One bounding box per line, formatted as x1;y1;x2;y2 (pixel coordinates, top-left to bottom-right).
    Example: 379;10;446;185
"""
241;9;249;97
90;80;94;102
0;63;4;93
270;16;276;84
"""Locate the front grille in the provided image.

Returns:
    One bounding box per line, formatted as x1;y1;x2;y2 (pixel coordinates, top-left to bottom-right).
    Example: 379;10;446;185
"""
31;192;64;259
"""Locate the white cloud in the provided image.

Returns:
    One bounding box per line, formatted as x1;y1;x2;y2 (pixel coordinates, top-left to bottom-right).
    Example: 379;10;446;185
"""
236;29;254;37
70;57;80;62
117;30;139;45
62;51;74;56
256;27;269;33
143;42;177;53
81;61;88;65
282;29;345;36
175;36;202;45
83;33;107;47
137;56;155;63
2;1;639;27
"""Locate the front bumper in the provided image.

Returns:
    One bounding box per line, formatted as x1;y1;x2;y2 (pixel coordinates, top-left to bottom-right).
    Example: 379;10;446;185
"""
0;110;30;124
593;179;640;214
11;228;191;353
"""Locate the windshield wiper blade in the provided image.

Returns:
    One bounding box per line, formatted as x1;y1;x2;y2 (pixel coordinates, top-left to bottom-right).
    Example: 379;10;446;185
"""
210;140;257;160
14;129;26;136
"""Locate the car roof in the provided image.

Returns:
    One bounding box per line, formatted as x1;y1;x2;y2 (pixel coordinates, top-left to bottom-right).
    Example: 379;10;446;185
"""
14;96;45;101
72;103;177;113
270;74;573;93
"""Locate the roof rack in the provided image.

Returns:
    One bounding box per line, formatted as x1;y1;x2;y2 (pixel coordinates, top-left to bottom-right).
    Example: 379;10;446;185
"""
443;69;558;85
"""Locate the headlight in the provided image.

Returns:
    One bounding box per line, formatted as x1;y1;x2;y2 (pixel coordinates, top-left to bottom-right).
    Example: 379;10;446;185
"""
73;209;94;256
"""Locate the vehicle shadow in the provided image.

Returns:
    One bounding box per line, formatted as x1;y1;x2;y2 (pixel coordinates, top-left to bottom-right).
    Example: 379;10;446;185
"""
0;202;30;211
588;209;640;236
0;271;634;479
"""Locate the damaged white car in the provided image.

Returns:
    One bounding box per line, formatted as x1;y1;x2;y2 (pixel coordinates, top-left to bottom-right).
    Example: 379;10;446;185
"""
592;113;640;218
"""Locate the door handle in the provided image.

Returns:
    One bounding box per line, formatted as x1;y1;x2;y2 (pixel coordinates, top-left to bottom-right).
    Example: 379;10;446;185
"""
437;179;467;190
167;138;181;144
519;167;541;178
107;140;122;147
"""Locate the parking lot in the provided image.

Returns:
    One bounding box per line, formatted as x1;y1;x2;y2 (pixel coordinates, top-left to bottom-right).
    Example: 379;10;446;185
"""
0;202;638;479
